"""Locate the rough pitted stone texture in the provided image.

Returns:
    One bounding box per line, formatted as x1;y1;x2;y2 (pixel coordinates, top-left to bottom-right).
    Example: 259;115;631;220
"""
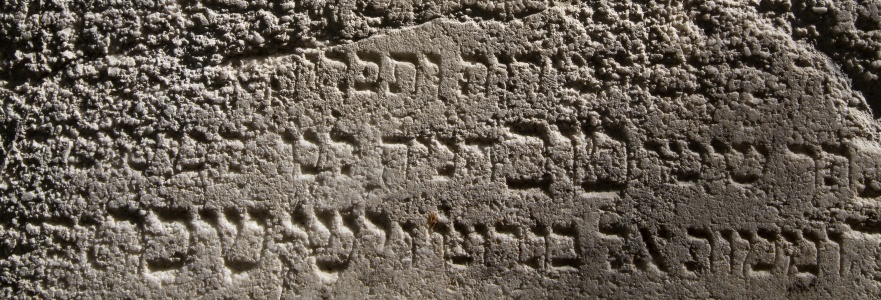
4;0;881;298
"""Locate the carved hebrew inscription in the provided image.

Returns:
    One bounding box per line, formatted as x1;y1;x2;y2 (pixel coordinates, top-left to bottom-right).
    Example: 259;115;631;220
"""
11;5;881;299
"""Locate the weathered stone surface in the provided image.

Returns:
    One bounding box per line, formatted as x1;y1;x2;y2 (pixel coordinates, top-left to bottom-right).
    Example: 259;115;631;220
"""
3;0;881;298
